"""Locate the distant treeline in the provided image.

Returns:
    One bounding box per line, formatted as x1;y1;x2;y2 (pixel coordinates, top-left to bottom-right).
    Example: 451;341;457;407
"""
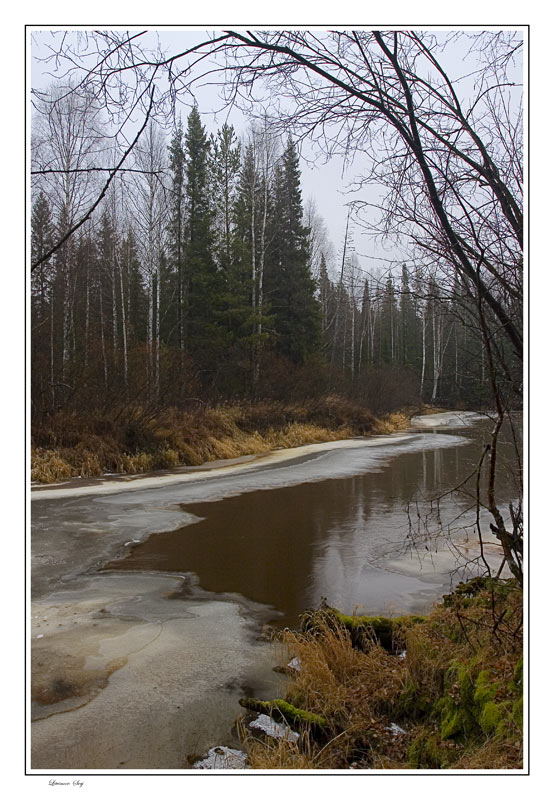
31;105;512;418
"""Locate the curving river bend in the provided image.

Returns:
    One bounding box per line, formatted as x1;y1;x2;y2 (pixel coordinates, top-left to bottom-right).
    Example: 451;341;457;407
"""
30;411;519;770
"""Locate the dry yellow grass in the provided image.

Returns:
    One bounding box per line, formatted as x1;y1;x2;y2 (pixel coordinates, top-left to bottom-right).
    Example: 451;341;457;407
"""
373;412;411;434
31;398;412;483
31;449;75;483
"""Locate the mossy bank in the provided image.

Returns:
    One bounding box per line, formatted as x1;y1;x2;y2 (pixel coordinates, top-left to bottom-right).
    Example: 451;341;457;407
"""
240;578;523;770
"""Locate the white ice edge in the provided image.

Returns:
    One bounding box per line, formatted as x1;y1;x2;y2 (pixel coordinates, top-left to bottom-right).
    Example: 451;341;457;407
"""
31;411;486;501
410;411;490;428
31;434;414;500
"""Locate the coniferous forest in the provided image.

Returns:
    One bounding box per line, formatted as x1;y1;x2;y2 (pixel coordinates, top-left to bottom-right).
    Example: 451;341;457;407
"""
31;105;508;424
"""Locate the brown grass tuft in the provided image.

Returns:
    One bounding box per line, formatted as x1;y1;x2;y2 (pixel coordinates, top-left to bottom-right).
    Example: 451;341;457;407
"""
241;582;523;770
31;397;411;483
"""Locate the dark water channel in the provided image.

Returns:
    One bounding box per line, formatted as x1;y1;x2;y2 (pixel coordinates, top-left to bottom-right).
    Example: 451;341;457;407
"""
107;416;520;629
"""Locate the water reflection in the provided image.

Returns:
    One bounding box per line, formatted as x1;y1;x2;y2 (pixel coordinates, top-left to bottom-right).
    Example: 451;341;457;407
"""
109;419;520;628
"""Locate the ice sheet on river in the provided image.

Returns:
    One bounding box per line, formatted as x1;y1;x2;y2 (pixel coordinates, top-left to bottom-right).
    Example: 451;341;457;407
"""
31;430;471;601
31;572;282;769
32;428;470;504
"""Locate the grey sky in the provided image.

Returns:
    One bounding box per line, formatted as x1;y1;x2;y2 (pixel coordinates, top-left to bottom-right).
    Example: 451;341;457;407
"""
29;27;524;284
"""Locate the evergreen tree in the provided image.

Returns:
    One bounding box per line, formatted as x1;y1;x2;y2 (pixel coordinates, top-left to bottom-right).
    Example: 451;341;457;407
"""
231;141;273;393
379;274;398;365
31;194;56;415
358;279;372;370
184;107;226;383
266;137;320;363
31;193;55;328
166;121;186;352
399;264;419;369
121;227;147;343
210;123;241;275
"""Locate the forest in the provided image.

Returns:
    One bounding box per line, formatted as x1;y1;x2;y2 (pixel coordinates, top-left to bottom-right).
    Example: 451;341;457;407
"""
31;105;514;421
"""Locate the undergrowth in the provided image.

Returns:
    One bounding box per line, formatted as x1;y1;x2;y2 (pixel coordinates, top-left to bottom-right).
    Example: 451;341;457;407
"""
31;397;410;483
240;579;523;770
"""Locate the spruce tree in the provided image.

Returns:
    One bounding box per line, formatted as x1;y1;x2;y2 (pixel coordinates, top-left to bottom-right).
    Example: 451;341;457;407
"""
31;194;56;415
266;137;320;363
31;193;55;326
121;227;147;343
229;141;274;393
210;123;241;275
184;107;226;383
399;264;419;369
166;121;186;352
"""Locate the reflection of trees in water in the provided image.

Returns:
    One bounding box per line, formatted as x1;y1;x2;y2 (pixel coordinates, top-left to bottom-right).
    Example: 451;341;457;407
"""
116;422;518;626
404;421;520;580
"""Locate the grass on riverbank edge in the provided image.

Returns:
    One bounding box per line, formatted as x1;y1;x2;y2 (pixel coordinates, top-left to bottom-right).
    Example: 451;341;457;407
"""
31;397;411;484
241;578;523;770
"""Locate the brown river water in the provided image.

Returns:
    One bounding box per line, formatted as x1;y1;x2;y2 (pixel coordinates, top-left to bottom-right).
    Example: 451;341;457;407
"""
104;412;519;628
30;411;521;770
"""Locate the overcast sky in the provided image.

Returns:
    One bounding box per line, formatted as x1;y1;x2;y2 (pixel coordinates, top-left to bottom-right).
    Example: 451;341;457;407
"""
30;29;373;274
29;27;524;282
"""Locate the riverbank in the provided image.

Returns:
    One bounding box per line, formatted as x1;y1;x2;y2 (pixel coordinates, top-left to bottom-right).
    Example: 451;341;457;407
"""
31;397;411;484
30;412;514;770
240;578;523;770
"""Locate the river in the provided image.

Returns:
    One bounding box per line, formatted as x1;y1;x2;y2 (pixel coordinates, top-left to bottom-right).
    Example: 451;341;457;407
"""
30;411;520;770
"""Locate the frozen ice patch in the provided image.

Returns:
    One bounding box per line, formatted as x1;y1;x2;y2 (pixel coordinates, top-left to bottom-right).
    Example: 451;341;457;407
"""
410;411;489;429
249;713;299;742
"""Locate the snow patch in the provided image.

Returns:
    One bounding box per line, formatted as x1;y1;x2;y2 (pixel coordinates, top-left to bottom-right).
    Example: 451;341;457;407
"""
249;713;299;742
387;723;406;736
193;746;249;770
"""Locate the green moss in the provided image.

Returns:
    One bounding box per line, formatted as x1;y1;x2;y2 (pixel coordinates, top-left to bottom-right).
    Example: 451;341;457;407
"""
479;701;506;736
435;663;515;742
479;701;498;733
304;606;426;651
474;670;498;707
272;699;327;727
408;731;457;769
239;697;327;730
436;698;475;740
437;662;479;741
512;696;523;729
